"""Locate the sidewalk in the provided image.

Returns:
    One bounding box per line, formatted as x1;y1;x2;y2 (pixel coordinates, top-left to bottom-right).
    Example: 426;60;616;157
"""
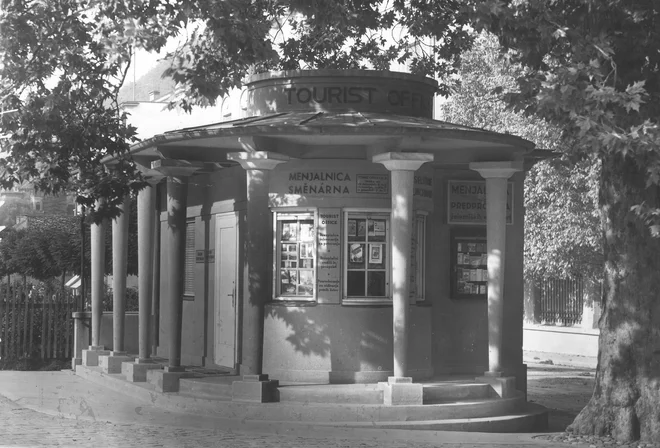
524;350;597;370
0;369;575;447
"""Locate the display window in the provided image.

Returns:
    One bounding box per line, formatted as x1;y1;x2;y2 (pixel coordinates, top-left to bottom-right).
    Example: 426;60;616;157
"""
274;212;316;300
344;211;390;301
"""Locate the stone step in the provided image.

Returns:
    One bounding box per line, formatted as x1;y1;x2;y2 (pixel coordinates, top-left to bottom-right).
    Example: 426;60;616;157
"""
310;402;549;432
277;383;383;404
178;376;236;401
422;382;494;404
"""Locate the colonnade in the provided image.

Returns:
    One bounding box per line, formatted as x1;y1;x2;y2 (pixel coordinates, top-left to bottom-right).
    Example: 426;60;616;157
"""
78;154;522;394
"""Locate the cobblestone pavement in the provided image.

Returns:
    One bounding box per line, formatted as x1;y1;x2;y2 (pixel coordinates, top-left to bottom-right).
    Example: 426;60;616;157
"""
0;393;569;448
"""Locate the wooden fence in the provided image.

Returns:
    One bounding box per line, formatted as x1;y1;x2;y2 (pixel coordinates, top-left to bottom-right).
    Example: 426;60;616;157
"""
0;285;75;361
536;276;584;326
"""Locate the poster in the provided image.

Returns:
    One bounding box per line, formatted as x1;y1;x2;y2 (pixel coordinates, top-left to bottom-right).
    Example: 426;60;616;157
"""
369;243;383;264
357;220;366;237
348;219;357;237
350;243;364;263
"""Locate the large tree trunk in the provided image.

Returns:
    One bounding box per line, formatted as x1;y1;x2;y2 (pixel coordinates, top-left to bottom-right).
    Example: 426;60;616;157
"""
569;153;660;442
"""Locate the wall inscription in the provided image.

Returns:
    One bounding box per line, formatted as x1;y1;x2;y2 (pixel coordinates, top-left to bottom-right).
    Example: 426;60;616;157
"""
317;208;341;303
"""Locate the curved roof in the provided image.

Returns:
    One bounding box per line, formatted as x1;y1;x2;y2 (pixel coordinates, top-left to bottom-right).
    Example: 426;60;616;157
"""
128;110;535;168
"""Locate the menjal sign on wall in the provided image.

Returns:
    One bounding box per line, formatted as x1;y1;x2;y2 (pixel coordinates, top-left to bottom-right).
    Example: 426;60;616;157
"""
448;180;514;225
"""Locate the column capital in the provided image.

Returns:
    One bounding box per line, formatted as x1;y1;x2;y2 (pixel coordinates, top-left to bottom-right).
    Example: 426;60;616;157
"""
150;159;205;178
469;161;523;179
228;151;291;170
373;152;433;172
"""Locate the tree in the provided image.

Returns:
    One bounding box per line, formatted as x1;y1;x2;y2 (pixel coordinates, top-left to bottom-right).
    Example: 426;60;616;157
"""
439;33;603;282
2;0;659;442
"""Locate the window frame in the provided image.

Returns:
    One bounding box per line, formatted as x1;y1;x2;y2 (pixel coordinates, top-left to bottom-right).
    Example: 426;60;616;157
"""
183;217;196;298
410;211;428;303
272;208;317;302
342;208;391;304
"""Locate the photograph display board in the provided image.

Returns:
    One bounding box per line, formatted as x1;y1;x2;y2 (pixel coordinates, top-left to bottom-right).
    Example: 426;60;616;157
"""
450;228;488;299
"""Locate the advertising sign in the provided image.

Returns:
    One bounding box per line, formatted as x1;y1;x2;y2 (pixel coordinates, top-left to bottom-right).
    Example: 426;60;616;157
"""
447;180;514;225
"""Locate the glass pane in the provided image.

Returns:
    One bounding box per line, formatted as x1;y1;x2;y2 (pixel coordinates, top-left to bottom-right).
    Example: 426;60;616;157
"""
347;271;365;296
281;221;298;241
280;270;298;295
298;270;314;296
300;242;314;259
348;243;365;268
299;220;314;241
301;259;314;268
367;271;386;297
355;219;367;240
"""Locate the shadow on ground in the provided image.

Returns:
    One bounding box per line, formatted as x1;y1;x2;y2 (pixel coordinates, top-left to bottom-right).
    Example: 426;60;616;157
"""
527;365;595;432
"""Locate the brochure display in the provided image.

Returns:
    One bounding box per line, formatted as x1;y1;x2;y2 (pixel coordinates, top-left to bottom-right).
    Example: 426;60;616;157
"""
451;228;488;299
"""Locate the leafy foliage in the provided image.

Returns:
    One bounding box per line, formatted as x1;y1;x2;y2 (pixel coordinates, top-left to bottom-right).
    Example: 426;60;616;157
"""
440;33;603;281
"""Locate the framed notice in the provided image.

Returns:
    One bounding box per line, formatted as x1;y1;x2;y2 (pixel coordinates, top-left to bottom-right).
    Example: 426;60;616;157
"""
447;180;514;225
369;243;383;264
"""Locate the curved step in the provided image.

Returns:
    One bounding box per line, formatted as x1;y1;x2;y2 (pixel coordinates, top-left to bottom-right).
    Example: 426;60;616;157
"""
312;402;549;432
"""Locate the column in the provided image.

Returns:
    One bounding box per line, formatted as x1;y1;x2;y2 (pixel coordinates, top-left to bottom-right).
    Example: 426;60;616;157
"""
90;217;106;348
81;205;110;367
470;161;522;376
99;196;136;373
123;178;164;382
227;151;289;377
112;195;130;354
137;181;157;361
374;152;432;381
151;159;203;372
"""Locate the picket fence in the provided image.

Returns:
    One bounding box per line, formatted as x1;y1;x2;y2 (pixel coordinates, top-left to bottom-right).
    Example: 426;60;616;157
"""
536;276;584;326
0;284;76;361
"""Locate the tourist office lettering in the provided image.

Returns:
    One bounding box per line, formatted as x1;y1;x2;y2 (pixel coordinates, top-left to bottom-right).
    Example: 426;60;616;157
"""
284;86;432;111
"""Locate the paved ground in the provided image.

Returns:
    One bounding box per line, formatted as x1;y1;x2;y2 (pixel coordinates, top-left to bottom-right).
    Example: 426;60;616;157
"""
0;358;599;448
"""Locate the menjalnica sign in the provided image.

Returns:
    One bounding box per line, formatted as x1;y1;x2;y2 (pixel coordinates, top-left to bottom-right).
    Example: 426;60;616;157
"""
447;180;514;225
247;70;438;119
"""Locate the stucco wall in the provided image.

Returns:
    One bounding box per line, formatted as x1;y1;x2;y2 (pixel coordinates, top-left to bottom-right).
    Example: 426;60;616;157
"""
263;303;433;383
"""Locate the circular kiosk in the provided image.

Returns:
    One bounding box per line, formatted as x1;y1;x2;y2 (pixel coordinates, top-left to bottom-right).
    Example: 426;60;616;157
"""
125;69;536;391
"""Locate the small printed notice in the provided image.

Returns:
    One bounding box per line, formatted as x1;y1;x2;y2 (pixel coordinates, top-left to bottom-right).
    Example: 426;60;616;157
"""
317;208;341;303
356;174;389;194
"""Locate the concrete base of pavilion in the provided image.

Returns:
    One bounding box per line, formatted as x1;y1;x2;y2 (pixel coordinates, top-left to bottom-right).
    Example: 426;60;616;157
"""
73;358;548;433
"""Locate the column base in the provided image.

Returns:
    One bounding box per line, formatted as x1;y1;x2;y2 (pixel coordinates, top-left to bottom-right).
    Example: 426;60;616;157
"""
82;348;111;367
99;354;135;374
476;374;516;398
122;361;163;382
232;374;279;403
71;358;82;370
147;369;194;392
377;376;423;405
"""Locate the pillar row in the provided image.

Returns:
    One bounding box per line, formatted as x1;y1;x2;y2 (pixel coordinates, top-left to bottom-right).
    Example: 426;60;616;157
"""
227;151;290;375
374;152;433;379
469;161;522;375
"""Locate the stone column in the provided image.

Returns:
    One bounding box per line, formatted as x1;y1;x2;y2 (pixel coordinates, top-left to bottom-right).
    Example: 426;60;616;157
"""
227;151;289;376
151;160;203;372
112;196;130;353
470;161;522;377
123;178;163;382
137;181;157;361
374;152;432;380
82;209;110;367
99;196;136;373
